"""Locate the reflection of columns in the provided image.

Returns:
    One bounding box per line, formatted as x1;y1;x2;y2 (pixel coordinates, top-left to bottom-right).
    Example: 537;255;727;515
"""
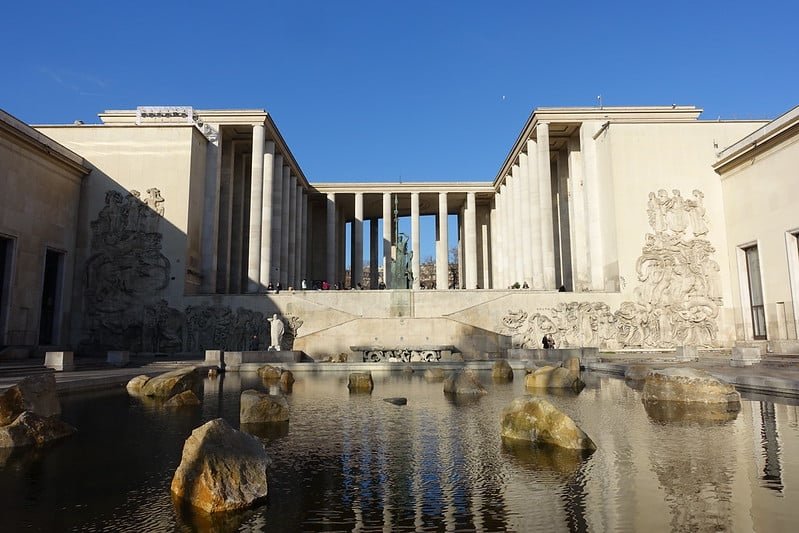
580;121;605;290
325;193;336;283
519;153;533;285
526;138;543;289
436;192;448;290
411;192;421;290
465;192;477;289
201;126;221;293
382;192;392;286
537;122;556;288
352;192;364;287
259;141;275;290
369;218;378;288
247;124;265;292
280;166;291;287
270;154;283;286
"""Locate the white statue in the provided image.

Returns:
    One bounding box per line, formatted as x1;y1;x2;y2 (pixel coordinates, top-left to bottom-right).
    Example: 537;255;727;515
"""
267;314;285;351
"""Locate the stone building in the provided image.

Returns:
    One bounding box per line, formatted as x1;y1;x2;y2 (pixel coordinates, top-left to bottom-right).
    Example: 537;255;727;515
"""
0;103;796;360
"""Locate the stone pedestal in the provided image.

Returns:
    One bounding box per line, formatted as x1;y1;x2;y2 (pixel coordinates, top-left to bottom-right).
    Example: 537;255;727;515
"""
730;346;762;367
674;346;698;361
44;351;74;371
223;350;303;371
205;350;224;367
107;350;130;367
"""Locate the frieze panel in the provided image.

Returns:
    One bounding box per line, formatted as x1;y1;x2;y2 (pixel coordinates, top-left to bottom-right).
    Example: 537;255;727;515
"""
501;188;721;350
185;305;302;352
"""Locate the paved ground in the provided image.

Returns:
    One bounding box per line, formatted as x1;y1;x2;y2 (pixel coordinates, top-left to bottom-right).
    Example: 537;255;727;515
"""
2;352;799;399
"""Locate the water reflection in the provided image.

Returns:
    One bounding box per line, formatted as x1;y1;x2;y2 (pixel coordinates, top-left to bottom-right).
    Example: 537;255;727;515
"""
643;399;740;425
759;401;783;492
1;371;798;531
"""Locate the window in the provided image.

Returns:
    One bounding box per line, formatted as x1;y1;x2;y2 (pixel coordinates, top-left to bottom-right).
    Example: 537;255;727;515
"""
744;245;767;340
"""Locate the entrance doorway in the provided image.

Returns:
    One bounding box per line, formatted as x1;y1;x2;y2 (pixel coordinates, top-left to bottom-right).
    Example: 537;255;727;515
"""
0;236;13;345
38;249;64;345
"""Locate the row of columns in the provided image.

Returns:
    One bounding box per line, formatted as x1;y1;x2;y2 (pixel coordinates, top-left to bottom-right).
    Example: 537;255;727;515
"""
322;191;483;289
245;124;309;292
491;121;604;291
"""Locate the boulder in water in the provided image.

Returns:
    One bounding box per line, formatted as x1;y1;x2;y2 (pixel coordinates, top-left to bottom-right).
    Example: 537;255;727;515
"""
141;367;199;399
347;372;374;393
171;418;271;513
443;370;487;395
501;397;596;451
240;390;290;423
492;360;514;381
525;366;585;392
0;374;61;425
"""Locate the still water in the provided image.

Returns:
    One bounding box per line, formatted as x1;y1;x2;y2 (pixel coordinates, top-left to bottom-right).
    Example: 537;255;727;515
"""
1;370;798;532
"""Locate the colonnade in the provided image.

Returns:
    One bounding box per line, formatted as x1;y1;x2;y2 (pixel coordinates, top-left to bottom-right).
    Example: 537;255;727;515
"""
212;119;606;293
215;123;310;293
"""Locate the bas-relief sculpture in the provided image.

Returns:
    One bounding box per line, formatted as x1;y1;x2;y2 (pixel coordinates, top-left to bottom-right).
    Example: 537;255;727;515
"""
502;189;721;350
82;189;304;354
81;188;184;353
185;306;302;352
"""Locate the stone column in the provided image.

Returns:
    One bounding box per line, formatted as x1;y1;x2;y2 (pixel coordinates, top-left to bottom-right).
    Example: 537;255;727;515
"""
580;121;605;290
537;122;556;289
294;183;303;286
337;207;346;285
246;124;265;292
436;192;448;290
510;165;523;286
369;218;379;288
526;138;543;289
497;182;508;288
300;191;308;283
352;192;364;288
480;209;490;289
457;210;464;288
258;141;275;291
568;135;588;291
270;154;284;286
382;192;392;286
201;126;221;294
288;176;298;287
518;153;533;286
216;139;234;293
229;153;247;293
490;198;499;289
280;166;291;287
465;192;478;289
557;148;572;290
326;192;336;284
411;192;421;289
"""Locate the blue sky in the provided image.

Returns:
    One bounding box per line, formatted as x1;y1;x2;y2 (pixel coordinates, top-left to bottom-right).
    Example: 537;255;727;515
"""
3;0;797;184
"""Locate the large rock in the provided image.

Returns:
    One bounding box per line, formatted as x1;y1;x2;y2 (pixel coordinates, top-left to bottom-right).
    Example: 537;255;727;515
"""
279;370;295;389
624;365;652;382
164;390;201;408
171;418;271;513
257;365;282;381
126;375;151;396
423;368;446;382
348;372;374;393
240;390;290;423
525;366;585;392
0;411;76;448
500;397;596;451
141;367;199;399
562;356;581;376
642;368;741;405
443;370;487;395
492;360;514;381
0;374;61;425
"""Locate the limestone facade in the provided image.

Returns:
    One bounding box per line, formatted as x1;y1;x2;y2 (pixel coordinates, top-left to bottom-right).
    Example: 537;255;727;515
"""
0;103;796;360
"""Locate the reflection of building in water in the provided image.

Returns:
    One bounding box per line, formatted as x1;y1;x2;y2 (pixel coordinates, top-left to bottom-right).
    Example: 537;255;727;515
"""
759;401;784;492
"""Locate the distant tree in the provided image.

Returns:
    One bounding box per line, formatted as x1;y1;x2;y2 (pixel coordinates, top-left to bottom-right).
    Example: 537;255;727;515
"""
448;246;459;289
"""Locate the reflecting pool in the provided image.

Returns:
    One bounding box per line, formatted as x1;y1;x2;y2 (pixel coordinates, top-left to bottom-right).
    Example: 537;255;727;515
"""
1;370;798;532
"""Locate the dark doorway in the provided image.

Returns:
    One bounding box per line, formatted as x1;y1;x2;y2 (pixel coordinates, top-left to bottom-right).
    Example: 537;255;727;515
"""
38;249;64;345
0;236;13;345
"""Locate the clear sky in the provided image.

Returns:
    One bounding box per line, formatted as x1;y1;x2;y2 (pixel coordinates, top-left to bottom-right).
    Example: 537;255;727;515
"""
3;0;797;184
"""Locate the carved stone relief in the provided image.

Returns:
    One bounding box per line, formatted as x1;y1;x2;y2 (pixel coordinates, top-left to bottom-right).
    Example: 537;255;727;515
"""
501;188;720;349
185;305;302;352
81;188;183;353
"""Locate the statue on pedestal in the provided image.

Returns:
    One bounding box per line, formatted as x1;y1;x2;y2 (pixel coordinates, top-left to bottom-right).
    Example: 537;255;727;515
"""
267;314;285;351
